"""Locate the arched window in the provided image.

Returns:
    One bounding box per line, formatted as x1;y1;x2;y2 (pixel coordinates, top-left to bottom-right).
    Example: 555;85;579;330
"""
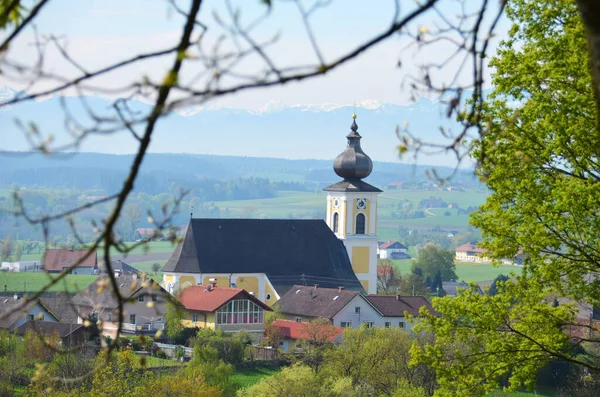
356;213;366;234
333;212;339;233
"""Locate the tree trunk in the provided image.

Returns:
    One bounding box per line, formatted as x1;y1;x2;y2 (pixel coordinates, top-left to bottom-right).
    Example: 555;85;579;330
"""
576;0;600;129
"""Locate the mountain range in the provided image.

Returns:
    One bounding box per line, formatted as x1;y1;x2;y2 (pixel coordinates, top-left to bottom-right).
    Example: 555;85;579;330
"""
0;86;470;167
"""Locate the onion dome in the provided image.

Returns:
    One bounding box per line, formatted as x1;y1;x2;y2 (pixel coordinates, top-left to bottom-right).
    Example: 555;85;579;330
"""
333;115;373;180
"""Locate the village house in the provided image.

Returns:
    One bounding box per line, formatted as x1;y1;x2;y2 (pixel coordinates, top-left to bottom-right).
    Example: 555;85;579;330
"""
71;274;168;339
0;295;60;331
14;321;87;347
177;281;271;338
455;243;491;263
271;319;345;353
276;285;383;328
378;241;409;259
43;249;98;275
365;295;436;331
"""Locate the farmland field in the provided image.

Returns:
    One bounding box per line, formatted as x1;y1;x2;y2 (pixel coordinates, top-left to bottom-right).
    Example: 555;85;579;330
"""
392;260;521;283
0;272;96;293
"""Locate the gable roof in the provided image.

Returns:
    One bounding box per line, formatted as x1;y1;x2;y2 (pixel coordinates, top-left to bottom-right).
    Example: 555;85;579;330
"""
455;243;486;254
0;297;59;329
39;292;79;323
99;260;139;275
15;321;83;338
178;285;271;313
272;319;344;342
43;249;97;272
365;295;436;317
276;285;370;319
71;275;168;310
163;219;364;295
379;241;408;250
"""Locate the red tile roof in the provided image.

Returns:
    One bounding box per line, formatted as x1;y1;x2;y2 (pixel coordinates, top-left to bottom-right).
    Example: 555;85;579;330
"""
455;243;486;254
43;249;97;272
379;241;407;250
178;285;271;313
272;319;344;342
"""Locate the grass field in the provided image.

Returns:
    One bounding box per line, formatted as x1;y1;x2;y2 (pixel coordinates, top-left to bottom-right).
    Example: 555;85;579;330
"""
0;272;96;293
392;260;521;283
231;367;280;389
131;260;167;281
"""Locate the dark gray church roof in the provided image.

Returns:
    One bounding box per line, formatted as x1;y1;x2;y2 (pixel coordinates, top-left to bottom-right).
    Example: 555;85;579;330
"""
162;219;365;295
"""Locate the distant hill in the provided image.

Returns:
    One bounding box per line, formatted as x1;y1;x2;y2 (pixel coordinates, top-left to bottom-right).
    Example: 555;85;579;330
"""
0;152;482;194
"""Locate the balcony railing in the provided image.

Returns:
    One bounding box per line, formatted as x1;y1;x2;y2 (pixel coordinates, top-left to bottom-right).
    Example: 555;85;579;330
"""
119;322;164;333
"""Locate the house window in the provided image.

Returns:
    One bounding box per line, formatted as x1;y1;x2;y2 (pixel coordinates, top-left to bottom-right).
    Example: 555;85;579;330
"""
355;307;361;314
107;313;112;322
399;322;405;328
356;213;366;234
192;314;198;323
340;322;351;328
365;322;374;328
216;299;264;325
129;314;136;324
138;295;145;303
295;317;301;323
28;314;34;321
333;212;339;233
152;294;158;302
266;293;272;301
385;322;391;328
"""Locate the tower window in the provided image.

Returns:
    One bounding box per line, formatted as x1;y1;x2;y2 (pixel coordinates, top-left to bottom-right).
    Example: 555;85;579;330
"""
356;213;366;234
333;212;339;233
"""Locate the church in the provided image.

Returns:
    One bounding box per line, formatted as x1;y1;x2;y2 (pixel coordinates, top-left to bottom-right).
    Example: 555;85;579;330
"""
162;114;382;304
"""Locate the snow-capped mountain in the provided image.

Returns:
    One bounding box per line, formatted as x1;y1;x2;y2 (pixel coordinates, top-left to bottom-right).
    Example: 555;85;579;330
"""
0;87;466;166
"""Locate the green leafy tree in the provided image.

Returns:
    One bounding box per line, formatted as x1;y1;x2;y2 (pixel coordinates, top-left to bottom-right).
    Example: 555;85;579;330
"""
411;245;457;283
399;273;429;297
413;1;600;395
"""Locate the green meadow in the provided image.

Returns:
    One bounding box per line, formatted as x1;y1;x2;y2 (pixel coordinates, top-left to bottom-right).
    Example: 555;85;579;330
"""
0;272;97;294
392;260;521;283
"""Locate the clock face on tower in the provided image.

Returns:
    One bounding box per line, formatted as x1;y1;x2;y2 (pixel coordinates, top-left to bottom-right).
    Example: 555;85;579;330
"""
356;198;367;210
333;198;340;208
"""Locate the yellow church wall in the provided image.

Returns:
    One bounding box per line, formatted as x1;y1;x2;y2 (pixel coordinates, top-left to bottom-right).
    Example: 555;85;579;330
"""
179;276;196;290
265;279;278;306
351;246;370;274
164;275;174;284
203;276;229;288
235;276;259;295
360;280;369;292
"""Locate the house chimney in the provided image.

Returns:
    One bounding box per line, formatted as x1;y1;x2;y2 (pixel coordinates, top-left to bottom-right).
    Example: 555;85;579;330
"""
338;286;344;292
314;284;319;290
13;293;18;301
209;278;217;288
249;292;255;296
396;295;401;301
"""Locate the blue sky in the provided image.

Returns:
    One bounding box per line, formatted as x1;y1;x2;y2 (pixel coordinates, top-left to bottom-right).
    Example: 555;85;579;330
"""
2;0;508;109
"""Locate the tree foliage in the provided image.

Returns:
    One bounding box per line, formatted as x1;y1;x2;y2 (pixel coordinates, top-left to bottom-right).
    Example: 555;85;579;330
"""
413;0;600;395
412;245;457;283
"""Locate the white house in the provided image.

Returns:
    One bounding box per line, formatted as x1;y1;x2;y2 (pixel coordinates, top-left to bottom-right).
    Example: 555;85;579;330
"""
378;241;409;259
276;285;435;331
1;261;39;272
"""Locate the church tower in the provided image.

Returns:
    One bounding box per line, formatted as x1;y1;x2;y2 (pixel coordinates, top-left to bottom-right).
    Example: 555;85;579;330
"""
324;114;381;294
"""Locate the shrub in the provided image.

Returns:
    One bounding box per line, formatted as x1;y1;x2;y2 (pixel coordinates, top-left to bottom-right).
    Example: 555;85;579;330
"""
174;346;185;360
155;349;167;359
